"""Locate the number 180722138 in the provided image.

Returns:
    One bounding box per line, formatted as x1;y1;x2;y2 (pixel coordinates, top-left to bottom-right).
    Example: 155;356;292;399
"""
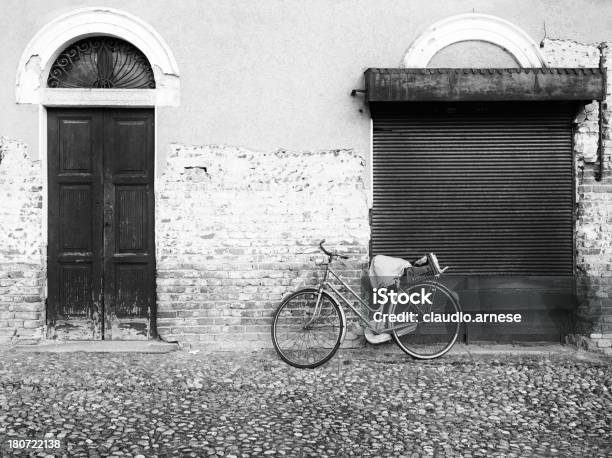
7;439;62;450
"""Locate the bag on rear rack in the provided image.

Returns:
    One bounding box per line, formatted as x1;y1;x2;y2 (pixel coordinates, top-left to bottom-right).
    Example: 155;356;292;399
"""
369;254;434;289
368;255;412;289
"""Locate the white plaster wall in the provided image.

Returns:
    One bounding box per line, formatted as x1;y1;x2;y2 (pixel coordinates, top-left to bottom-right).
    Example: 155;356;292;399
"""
1;0;612;178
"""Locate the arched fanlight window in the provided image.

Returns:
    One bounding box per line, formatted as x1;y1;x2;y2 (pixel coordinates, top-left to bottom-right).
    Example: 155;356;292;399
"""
47;36;155;89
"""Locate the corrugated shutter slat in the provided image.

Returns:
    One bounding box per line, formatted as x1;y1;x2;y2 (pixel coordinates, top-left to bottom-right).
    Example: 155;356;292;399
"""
371;103;574;276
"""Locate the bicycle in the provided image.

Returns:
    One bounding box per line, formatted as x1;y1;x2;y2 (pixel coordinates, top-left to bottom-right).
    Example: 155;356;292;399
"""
271;240;462;368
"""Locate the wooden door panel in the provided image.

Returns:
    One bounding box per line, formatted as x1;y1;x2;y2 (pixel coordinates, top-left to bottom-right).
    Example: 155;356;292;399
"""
58;266;92;317
115;264;150;317
112;121;150;173
48;110;103;340
116;185;148;252
58;185;93;251
59;118;92;171
103;110;155;340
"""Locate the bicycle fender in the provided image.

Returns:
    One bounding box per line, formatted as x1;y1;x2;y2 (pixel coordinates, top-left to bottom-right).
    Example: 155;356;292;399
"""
338;301;347;345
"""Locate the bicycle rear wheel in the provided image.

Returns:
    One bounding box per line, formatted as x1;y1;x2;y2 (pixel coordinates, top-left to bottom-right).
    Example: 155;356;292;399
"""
272;288;344;368
391;281;461;359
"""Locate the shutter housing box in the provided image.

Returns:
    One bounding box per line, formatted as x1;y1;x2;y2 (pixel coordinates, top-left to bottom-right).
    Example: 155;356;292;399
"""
365;68;605;103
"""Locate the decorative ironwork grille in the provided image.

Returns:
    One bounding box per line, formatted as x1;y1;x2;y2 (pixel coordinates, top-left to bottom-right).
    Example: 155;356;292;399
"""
47;37;156;89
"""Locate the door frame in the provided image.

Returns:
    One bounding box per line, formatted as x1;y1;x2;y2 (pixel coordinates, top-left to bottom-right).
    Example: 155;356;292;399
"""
14;7;180;340
41;103;158;339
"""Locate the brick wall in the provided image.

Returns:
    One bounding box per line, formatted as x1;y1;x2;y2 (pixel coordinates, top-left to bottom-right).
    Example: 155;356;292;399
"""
0;137;44;344
542;39;612;348
156;145;370;348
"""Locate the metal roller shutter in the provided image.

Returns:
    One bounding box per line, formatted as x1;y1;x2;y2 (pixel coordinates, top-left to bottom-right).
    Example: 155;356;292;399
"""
371;102;576;276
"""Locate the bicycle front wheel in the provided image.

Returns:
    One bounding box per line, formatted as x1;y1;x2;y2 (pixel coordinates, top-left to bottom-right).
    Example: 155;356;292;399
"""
391;281;461;359
272;288;344;368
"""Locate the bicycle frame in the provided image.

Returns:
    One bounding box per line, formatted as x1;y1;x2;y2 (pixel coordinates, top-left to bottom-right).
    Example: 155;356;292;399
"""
309;261;430;335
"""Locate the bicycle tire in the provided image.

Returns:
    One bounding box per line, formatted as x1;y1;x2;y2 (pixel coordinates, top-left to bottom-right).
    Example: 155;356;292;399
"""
271;288;345;369
390;281;461;359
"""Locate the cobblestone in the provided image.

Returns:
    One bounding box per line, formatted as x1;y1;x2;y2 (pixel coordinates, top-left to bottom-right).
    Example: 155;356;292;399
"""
0;348;610;456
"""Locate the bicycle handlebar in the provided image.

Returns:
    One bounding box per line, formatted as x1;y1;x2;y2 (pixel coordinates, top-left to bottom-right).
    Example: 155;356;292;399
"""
319;240;349;260
318;240;446;272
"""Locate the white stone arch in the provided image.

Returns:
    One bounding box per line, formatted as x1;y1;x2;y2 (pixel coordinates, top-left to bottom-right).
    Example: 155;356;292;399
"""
16;6;180;106
402;13;546;68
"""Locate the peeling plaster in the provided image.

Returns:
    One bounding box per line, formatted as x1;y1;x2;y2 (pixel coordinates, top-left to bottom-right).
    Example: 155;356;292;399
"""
24;54;41;79
153;64;179;79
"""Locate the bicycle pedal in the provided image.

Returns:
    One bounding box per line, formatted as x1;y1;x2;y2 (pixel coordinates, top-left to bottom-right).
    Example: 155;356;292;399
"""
364;328;392;344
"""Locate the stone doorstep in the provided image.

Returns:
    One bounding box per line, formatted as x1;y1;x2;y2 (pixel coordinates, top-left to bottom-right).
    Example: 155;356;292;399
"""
334;343;611;364
450;342;605;360
14;340;179;353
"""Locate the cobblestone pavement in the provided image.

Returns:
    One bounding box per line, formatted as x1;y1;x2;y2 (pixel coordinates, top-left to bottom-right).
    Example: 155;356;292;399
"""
0;346;610;457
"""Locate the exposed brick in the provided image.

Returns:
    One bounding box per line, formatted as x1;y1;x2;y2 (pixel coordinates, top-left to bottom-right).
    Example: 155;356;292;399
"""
14;312;40;320
13;303;43;312
541;40;612;336
0;138;44;344
155;145;369;347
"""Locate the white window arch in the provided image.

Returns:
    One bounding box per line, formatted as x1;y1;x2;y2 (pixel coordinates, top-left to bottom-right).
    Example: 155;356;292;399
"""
402;13;546;69
16;7;180;106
